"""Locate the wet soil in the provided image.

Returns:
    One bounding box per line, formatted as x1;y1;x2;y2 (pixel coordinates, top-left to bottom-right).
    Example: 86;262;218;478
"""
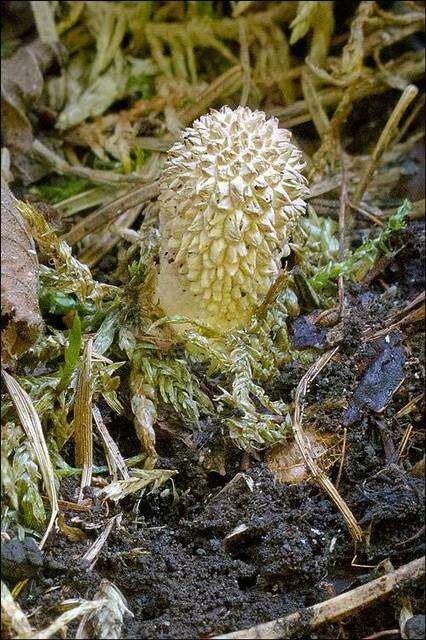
6;222;426;638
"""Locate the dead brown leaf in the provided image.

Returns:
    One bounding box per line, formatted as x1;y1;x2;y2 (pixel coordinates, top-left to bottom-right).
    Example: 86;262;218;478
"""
266;430;339;484
1;179;43;362
57;513;88;543
1;40;55;183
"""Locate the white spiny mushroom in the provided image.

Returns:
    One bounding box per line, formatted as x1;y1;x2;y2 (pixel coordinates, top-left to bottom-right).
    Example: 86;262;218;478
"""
156;106;309;332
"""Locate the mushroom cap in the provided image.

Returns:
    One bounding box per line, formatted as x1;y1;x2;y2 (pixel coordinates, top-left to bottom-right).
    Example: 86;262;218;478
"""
157;106;309;332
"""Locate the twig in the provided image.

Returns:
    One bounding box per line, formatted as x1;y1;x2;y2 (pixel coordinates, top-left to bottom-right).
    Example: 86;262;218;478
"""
347;200;384;226
364;303;425;341
353;85;419;204
395;525;425;548
301;70;331;139
395;393;424;419
293;349;363;543
74;338;93;503
363;629;400;640
212;556;425;639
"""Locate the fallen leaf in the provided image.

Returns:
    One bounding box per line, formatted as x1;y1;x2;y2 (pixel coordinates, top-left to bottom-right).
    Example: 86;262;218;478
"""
1;179;44;362
57;513;87;543
1;40;55;183
266;430;339;484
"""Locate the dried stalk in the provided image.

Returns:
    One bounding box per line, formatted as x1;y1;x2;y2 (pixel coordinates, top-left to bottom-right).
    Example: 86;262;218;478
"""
93;405;129;481
21;600;106;639
213;556;425;639
301;70;330;139
393;93;425;146
1;580;33;638
338;155;348;318
269;53;424;125
353;84;419;204
292;349;363;543
81;513;122;570
74;338;93;503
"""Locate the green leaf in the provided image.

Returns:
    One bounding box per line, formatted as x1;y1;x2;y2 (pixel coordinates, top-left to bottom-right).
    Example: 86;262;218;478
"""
57;313;82;391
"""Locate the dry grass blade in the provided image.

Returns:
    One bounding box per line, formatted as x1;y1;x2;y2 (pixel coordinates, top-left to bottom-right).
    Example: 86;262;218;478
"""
93;404;129;481
74;338;94;503
1;580;33;638
100;469;178;502
178;65;243;125
81;513;122;570
213;556;425;639
353;84;419;204
398;424;413;460
30;1;58;45
62;181;160;246
301;70;330;139
21;600;107;639
77;206;141;268
32;139;141;184
365;303;425;341
292;348;363;543
335;427;347;490
76;579;133;639
395;392;424;419
2;370;58;548
338;154;348;318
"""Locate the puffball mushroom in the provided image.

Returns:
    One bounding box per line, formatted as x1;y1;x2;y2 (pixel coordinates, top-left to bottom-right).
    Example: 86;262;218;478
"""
157;106;309;332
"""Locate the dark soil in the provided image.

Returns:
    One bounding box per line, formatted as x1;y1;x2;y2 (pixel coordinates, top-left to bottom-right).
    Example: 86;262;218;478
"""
6;222;426;638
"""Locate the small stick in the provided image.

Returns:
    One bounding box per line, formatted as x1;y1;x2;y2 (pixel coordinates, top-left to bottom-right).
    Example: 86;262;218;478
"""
335;427;347;490
347;200;383;226
293;349;363;543
398;424;413;459
353;85;418;205
301;70;331;139
212;556;425;639
363;629;400;640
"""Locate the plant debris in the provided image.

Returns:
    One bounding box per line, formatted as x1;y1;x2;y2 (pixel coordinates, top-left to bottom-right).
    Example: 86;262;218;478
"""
1;180;44;362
